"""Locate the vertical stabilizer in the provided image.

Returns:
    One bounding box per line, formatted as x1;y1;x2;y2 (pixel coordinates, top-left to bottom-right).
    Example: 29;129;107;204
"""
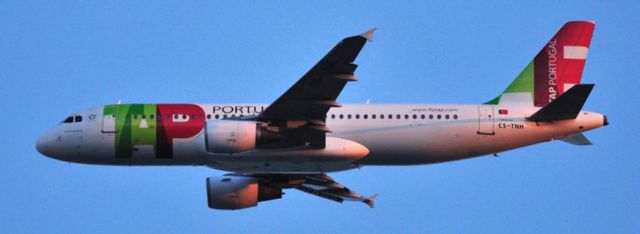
486;21;595;107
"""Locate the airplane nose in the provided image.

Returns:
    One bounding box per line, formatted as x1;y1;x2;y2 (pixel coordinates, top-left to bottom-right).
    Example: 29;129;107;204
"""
36;133;49;156
36;137;44;154
35;130;56;157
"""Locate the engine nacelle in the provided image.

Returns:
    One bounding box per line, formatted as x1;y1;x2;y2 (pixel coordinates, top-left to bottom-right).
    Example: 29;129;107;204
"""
206;176;282;210
205;120;259;154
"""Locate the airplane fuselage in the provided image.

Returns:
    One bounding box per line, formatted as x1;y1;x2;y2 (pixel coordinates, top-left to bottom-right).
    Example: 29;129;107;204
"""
36;103;606;173
34;21;606;210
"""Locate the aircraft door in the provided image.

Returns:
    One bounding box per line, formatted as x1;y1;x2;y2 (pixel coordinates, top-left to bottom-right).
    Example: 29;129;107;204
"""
102;114;116;133
477;105;495;135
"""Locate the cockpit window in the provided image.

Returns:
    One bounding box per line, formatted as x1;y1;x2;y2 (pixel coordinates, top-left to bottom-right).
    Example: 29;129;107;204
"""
61;115;83;124
62;116;74;123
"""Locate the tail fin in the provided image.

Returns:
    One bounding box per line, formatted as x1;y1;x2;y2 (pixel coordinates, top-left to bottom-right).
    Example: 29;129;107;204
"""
486;21;596;107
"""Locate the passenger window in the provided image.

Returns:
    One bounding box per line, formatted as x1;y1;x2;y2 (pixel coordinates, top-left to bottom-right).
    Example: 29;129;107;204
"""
437;114;441;119
404;114;409;119
412;114;417;119
223;114;228;119
420;114;425;119
379;114;384;119
339;114;344;119
372;114;376;119
331;114;335;119
355;114;360;119
150;114;155;120
174;114;178;119
364;114;368;119
207;114;211;119
396;114;401;119
215;114;220;119
133;114;137;119
142;114;146;119
347;114;352;119
429;114;433;119
388;114;393;119
74;115;82;122
453;114;458;120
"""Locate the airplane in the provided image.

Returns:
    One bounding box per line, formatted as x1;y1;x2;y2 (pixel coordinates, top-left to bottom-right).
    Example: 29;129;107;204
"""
36;21;607;210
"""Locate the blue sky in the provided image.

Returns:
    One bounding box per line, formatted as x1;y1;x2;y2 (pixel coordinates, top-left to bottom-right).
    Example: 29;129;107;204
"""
1;1;639;233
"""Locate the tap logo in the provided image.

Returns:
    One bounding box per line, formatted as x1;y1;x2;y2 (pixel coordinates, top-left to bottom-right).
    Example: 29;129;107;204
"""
546;39;558;102
104;104;206;159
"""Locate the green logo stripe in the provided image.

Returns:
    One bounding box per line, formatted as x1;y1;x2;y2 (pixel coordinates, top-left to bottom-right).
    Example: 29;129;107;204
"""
104;104;158;159
485;61;534;105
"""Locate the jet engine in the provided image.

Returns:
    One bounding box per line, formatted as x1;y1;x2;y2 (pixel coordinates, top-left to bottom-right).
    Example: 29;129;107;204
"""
206;175;282;210
205;120;278;154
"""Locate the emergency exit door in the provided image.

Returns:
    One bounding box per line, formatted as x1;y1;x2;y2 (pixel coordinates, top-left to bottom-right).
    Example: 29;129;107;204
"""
477;105;495;135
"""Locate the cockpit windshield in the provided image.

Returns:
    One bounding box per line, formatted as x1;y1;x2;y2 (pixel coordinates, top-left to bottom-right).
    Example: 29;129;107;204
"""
62;116;73;123
61;115;83;124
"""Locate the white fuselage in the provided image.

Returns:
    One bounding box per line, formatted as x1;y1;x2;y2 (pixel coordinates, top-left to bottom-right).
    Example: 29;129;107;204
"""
36;103;606;174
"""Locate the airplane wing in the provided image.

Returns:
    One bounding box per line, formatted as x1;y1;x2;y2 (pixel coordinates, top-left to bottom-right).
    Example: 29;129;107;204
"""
238;173;377;208
295;174;377;208
256;28;375;148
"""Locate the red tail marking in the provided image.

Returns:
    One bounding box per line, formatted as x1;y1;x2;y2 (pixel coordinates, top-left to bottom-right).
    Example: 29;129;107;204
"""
534;21;595;107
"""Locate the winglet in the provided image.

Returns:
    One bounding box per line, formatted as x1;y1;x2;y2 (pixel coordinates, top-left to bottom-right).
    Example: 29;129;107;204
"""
363;193;378;208
361;28;377;42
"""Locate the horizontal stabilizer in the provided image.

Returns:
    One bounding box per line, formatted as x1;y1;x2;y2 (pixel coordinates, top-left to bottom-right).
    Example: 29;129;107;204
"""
527;84;594;122
560;133;592;145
